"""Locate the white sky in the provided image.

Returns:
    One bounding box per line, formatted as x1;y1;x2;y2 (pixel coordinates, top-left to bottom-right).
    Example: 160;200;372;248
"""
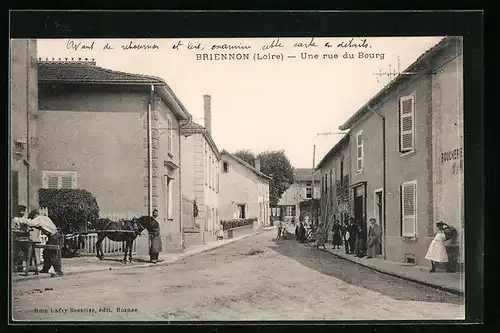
37;37;443;168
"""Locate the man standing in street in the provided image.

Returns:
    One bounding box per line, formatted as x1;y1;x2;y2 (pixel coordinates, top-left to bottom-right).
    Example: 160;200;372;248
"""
277;220;283;240
22;209;64;276
366;217;382;259
347;218;358;255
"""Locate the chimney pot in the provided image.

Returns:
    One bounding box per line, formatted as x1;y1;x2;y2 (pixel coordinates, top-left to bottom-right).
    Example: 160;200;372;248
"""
255;159;261;171
203;95;212;135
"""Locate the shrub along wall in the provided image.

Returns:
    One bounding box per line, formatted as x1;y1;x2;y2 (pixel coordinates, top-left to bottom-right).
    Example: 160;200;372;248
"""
38;188;99;234
220;217;257;231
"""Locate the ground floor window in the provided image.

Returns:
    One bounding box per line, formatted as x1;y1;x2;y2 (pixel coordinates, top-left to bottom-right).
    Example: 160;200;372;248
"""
283;205;296;216
401;180;417;237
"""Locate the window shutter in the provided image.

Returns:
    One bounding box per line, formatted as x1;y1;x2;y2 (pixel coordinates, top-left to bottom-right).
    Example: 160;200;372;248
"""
399;95;415;153
356;131;363;172
167;117;173;153
61;175;73;189
401;181;417;237
48;176;59;189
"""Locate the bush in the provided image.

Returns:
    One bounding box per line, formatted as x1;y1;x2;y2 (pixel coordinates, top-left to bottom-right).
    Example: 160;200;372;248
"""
220;217;257;231
39;189;99;234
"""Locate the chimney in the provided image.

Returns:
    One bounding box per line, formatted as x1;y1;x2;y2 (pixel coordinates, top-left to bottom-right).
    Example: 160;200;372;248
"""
203;95;212;135
255;158;261;171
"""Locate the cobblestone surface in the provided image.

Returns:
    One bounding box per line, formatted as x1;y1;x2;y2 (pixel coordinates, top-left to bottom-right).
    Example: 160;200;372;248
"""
12;230;464;321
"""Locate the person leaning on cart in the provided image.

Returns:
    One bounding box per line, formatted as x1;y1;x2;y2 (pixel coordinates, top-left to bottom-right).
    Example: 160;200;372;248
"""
21;209;64;276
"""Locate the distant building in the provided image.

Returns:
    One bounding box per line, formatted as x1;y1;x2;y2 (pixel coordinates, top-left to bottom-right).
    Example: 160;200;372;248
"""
37;59;191;253
219;151;271;228
338;37;463;267
180;95;221;244
10;39;40;215
315;134;351;227
276;168;320;222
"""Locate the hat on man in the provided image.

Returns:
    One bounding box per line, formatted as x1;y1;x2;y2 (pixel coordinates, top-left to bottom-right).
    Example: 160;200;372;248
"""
436;221;445;227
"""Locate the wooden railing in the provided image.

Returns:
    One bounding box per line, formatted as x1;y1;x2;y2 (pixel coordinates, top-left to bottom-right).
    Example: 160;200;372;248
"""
40;233;138;256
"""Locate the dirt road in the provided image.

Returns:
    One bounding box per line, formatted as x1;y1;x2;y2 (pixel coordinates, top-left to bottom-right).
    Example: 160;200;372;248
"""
12;230;463;321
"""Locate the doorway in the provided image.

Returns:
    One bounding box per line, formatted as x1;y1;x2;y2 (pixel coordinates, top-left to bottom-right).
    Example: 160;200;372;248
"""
374;189;384;256
353;185;366;224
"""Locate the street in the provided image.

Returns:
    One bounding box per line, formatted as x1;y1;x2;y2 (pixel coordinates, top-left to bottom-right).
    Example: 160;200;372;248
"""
12;229;463;321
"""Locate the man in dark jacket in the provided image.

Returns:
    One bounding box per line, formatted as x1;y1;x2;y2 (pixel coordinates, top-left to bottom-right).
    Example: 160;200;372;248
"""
347;218;358;255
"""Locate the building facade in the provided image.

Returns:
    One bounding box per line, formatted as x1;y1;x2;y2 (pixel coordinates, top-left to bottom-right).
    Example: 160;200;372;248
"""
277;168;320;222
37;60;191;253
181;95;221;244
338;37;464;266
430;38;464;266
315;135;351;227
10;39;40;215
219;151;271;228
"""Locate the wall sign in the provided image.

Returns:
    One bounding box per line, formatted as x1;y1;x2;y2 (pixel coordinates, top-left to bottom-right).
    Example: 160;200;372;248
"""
441;147;463;163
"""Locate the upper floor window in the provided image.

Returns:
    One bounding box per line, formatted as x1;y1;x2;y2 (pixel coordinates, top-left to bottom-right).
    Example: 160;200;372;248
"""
222;161;229;173
306;182;312;199
42;171;77;189
399;94;416;154
356;130;363;173
167;116;173;154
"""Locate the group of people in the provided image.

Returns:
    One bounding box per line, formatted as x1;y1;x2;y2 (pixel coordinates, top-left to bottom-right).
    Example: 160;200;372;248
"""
12;205;64;276
292;215;383;259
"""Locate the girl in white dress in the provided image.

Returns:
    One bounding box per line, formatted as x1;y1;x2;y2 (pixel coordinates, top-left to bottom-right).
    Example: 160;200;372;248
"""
425;223;449;273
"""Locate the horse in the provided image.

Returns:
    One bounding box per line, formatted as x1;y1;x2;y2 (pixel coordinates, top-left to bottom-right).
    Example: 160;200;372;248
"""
92;216;152;263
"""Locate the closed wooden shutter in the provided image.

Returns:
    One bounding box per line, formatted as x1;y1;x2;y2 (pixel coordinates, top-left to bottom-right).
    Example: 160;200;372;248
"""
356;130;363;172
399;95;415;153
401;181;417;237
42;171;77;189
167;117;173;153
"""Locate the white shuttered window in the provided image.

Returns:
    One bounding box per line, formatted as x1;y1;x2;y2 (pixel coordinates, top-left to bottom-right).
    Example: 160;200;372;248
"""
399;94;416;153
42;171;77;189
356;130;363;173
401;180;417;237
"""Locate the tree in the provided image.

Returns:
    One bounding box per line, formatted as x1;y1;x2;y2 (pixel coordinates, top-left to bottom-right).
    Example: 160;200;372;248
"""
257;150;294;207
233;149;295;206
233;149;256;167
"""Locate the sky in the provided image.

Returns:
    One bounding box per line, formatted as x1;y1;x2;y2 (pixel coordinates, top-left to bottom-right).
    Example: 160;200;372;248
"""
37;36;443;168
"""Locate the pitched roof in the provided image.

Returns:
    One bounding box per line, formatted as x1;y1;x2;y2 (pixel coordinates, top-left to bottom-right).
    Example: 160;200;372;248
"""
220;150;272;181
37;60;191;120
294;168;318;182
315;134;350;170
181;120;221;160
38;60;164;84
339;36;460;130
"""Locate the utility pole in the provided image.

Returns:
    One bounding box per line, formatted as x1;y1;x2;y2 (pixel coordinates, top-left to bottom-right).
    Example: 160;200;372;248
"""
311;144;316;223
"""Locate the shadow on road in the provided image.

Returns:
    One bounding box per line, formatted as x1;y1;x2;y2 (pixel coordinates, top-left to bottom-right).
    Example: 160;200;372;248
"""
268;233;462;305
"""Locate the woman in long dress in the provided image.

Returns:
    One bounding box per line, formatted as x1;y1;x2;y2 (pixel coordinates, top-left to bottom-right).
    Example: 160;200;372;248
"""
425;223;449;273
149;209;163;263
331;219;343;249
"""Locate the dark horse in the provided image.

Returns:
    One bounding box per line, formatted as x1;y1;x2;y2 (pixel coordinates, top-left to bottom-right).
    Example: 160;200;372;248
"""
92;216;153;263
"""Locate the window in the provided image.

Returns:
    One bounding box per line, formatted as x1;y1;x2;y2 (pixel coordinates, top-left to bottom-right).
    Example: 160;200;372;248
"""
399;94;416;154
167;116;173;154
165;176;174;220
42;171;77;189
205;149;208;185
306;182;312;199
237;204;246;219
208;155;212;189
216;163;219;192
329;169;333;194
356;130;363;173
223;161;228;173
212;158;215;189
401;180;417;237
285;205;296;216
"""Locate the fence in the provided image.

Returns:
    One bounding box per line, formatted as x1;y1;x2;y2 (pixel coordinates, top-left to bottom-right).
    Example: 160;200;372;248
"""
39;211;142;257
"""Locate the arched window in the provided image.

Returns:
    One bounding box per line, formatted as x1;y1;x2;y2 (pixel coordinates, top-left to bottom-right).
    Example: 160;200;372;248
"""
222;161;229;173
